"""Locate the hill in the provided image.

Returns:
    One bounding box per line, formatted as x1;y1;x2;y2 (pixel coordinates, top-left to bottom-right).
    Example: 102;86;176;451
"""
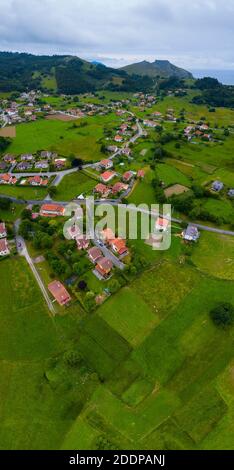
0;52;154;94
121;59;193;79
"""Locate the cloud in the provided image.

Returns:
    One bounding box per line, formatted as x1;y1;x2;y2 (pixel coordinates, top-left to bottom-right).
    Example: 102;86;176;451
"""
0;0;233;69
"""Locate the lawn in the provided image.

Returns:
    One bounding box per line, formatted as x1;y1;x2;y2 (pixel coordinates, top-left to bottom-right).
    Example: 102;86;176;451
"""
98;287;159;347
0;203;24;222
7;113;121;162
192;232;234;280
156;163;191;188
54;171;96;201
0;256;58;360
0;185;48;200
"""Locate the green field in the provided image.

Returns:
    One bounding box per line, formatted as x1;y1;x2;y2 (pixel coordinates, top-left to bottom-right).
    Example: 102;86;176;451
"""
54;171;96;201
0;185;48;200
1;91;234;450
156;163;191;188
6;113;121;161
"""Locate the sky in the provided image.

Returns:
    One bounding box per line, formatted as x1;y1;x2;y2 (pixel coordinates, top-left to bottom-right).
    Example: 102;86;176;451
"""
0;0;234;71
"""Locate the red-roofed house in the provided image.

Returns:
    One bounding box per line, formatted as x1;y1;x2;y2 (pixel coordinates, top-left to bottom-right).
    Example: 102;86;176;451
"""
122;171;134;183
114;135;123;142
99;159;113;170
110;238;128;256
95;257;113;278
94;183;112;198
112;182;128;195
40;204;65;217
155;217;170;232
100;171;116;183
0;238;10;256
137;169;145;179
0;174;17;185
76;236;90;251
101;227;115;242
28;175;42;186
0;222;7;238
88;246;102;263
48;280;71;306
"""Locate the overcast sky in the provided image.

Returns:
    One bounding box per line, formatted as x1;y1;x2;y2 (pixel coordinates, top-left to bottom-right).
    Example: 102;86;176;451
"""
0;0;233;70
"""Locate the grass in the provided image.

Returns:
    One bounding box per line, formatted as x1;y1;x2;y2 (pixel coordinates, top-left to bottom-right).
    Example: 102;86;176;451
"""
98;287;159;347
156;163;191;188
131;261;200;321
0;203;24;222
192;232;234;280
7;113;122;161
0;257;59;360
0;185;48;200
1;92;234;450
54;171;96;201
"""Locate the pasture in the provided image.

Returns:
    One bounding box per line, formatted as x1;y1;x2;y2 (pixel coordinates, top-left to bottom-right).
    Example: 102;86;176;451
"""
6;113;122;161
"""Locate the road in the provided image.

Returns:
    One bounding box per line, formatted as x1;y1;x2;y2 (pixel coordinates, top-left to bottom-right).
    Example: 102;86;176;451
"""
14;220;56;315
4;195;234;237
2;167;78;179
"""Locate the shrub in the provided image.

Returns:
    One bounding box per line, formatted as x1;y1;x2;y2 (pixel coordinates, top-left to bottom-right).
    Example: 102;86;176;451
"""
210;303;234;328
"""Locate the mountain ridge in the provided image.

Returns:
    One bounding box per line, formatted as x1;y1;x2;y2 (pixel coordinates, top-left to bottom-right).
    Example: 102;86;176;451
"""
120;59;193;79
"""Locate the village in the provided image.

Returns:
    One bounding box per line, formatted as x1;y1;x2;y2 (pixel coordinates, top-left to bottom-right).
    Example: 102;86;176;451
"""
0;86;234;314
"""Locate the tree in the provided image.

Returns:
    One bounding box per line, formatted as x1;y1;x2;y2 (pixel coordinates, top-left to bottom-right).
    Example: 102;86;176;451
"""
64;350;82;367
84;291;96;311
78;280;87;291
0;136;11;152
210;303;234;328
108;279;120;294
21;208;32;220
0;197;11;210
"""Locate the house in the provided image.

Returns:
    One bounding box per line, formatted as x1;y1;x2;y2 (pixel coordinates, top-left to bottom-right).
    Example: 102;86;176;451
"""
40;203;65;217
100;171;116;183
76;236;90;251
122;171;134;183
99;159;113;170
114;135;123;142
3;154;15;164
155;217;170;232
28;175;43;186
94;183;112;198
182;225;200;242
54;158;66;168
107;145;118;153
137;169;145;179
17;161;32;171
35;160;49;169
112;182;128;195
95;257;113;278
184;125;194;136
212;180;224;192
0;161;8;171
200;124;209;131
0;222;7;238
0;238;10;256
143;119;157;128
88;246;102;263
41;151;52;159
66;223;82;240
228;189;234;197
20;153;34;161
48;280;71;306
0;173;17;185
110;238;128;256
101;227;115;242
122;147;132;157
